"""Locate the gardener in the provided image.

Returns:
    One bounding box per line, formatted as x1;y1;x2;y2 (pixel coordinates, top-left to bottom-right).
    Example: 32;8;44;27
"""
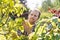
17;9;41;36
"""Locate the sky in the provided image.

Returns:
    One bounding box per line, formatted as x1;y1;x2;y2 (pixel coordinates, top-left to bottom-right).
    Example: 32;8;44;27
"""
26;0;54;10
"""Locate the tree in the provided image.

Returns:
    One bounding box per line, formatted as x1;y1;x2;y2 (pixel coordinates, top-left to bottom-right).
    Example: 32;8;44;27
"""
41;0;53;12
53;0;60;9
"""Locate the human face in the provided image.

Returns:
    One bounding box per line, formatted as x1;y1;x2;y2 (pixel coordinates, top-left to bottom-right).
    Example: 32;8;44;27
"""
28;10;39;24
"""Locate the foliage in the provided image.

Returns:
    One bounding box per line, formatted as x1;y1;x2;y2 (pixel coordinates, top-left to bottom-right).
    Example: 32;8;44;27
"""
53;0;60;9
41;0;53;12
41;0;60;12
0;0;60;40
0;0;28;40
29;18;60;40
40;12;53;19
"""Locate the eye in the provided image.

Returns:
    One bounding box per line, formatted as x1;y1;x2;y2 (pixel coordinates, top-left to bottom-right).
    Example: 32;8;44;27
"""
31;14;33;16
34;15;37;17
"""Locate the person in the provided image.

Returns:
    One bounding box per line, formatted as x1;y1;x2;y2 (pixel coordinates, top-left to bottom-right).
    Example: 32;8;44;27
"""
17;9;41;36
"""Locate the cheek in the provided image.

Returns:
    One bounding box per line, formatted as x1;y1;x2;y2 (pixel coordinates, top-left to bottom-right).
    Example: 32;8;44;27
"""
28;15;31;19
34;17;38;21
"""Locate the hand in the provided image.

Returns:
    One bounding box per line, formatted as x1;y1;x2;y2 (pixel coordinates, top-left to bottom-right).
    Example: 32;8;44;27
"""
22;21;32;35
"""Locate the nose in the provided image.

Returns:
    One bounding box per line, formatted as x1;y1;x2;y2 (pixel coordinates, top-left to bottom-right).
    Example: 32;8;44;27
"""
31;15;35;18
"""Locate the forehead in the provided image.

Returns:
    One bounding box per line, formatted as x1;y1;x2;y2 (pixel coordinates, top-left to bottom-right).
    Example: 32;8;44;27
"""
30;10;39;15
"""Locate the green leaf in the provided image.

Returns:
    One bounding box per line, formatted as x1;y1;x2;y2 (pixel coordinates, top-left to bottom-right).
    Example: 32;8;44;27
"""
0;0;2;4
57;22;60;29
9;1;14;7
52;18;58;23
15;18;23;23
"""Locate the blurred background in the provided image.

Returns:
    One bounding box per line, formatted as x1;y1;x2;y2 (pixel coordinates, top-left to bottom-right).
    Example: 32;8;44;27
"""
0;0;60;40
